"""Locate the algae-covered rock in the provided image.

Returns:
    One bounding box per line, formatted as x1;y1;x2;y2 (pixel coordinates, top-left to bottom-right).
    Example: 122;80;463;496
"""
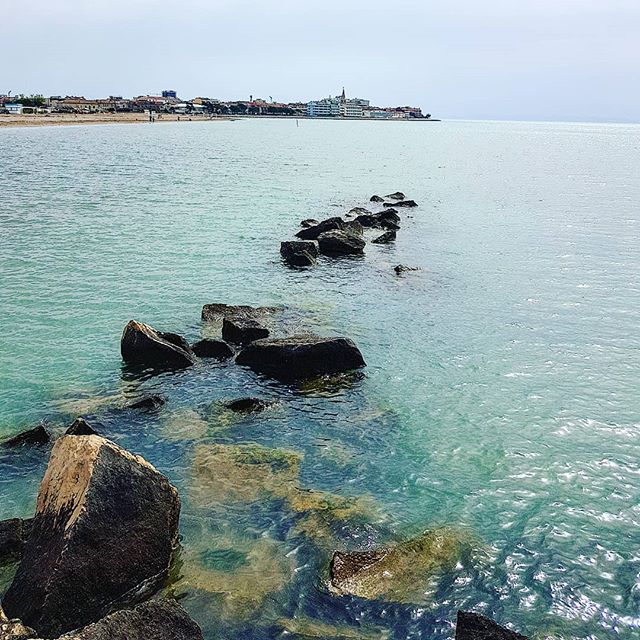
329;528;466;603
277;616;389;639
0;606;35;640
192;443;303;504
177;536;294;617
455;611;529;640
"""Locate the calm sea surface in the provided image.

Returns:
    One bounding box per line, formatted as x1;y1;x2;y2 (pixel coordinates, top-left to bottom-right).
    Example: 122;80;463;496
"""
1;118;639;639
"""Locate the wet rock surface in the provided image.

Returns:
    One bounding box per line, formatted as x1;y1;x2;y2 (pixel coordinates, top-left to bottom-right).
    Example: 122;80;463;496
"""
223;397;273;413
191;339;234;359
300;218;320;228
59;599;204;640
386;199;417;208
126;395;166;411
317;230;366;256
371;230;396;244
281;240;319;267
455;611;528;640
235;335;366;381
0;519;31;561
1;425;50;448
120;320;196;369
385;192;405;200
201;303;278;323
2;435;180;637
369;195;384;203
222;315;270;345
296;217;344;241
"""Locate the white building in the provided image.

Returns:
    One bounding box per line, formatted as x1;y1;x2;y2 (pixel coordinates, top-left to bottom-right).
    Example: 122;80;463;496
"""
307;89;370;118
5;103;23;115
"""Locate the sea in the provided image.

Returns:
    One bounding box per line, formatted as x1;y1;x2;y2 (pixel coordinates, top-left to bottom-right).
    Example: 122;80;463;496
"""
1;118;639;639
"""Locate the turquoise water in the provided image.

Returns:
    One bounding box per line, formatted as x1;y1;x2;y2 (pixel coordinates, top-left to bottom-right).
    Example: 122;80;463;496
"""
1;118;640;638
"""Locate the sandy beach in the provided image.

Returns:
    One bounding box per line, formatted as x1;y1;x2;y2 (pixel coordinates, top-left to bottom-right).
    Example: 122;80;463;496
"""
0;112;232;128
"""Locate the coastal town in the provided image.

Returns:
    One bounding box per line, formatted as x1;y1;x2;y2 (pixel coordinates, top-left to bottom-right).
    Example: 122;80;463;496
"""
0;88;432;121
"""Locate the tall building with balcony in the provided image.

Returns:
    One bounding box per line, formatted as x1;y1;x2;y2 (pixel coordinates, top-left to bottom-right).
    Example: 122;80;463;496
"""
307;88;370;118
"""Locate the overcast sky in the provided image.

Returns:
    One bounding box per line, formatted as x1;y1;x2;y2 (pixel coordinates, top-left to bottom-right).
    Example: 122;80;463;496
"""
2;0;639;122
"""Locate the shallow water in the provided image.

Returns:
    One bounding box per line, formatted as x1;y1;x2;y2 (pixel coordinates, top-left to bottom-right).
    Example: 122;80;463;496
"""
1;118;640;639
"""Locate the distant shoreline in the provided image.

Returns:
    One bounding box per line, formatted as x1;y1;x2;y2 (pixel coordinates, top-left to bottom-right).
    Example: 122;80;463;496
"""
0;112;440;129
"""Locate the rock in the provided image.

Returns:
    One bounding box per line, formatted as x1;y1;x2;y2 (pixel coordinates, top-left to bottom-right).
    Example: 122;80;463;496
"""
385;191;405;200
348;207;371;216
2;435;180;637
342;220;364;237
224;398;273;413
394;265;420;274
127;395;166;411
378;209;400;225
120;320;196;369
236;335;366;381
296;217;344;241
65;418;98;436
317;230;365;256
300;218;320;228
354;214;382;228
222;316;269;345
386;200;417;208
59;599;204;640
369;195;384;203
328;528;466;603
1;424;50;448
371;231;396;244
0;519;31;561
191;339;234;359
201;303;278;322
0;606;35;640
455;611;528;640
281;240;319;267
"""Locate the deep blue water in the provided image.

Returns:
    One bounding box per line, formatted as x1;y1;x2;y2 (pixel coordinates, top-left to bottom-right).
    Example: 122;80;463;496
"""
1;118;640;639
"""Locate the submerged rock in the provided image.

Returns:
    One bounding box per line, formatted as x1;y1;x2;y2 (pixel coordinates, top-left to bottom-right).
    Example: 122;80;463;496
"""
276;616;389;639
281;240;319;267
127;395;166;411
1;424;49;448
60;599;204;640
455;611;528;640
296;217;344;241
369;195;384;203
222;315;270;345
191;338;234;359
235;335;366;381
329;528;466;603
2;435;180;637
201;303;278;323
385;192;405;200
65;417;98;436
0;519;31;561
317;230;365;256
192;442;302;504
300;218;320;228
121;320;196;369
371;230;396;244
223;397;273;413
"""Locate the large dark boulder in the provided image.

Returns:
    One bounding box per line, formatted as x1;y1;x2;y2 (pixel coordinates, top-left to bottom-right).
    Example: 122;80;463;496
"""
1;424;50;448
342;220;364;237
385;191;405;200
60;599;204;640
191;339;234;360
371;230;396;244
236;335;366;381
2;435;180;638
0;518;31;561
455;611;528;640
120;320;196;369
378;208;400;225
317;230;365;256
280;241;319;267
222;316;270;345
369;195;384;203
201;303;278;322
296;217;344;240
65;418;98;436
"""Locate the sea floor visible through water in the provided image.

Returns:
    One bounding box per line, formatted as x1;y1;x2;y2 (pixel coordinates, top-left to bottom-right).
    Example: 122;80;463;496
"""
1;118;640;639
